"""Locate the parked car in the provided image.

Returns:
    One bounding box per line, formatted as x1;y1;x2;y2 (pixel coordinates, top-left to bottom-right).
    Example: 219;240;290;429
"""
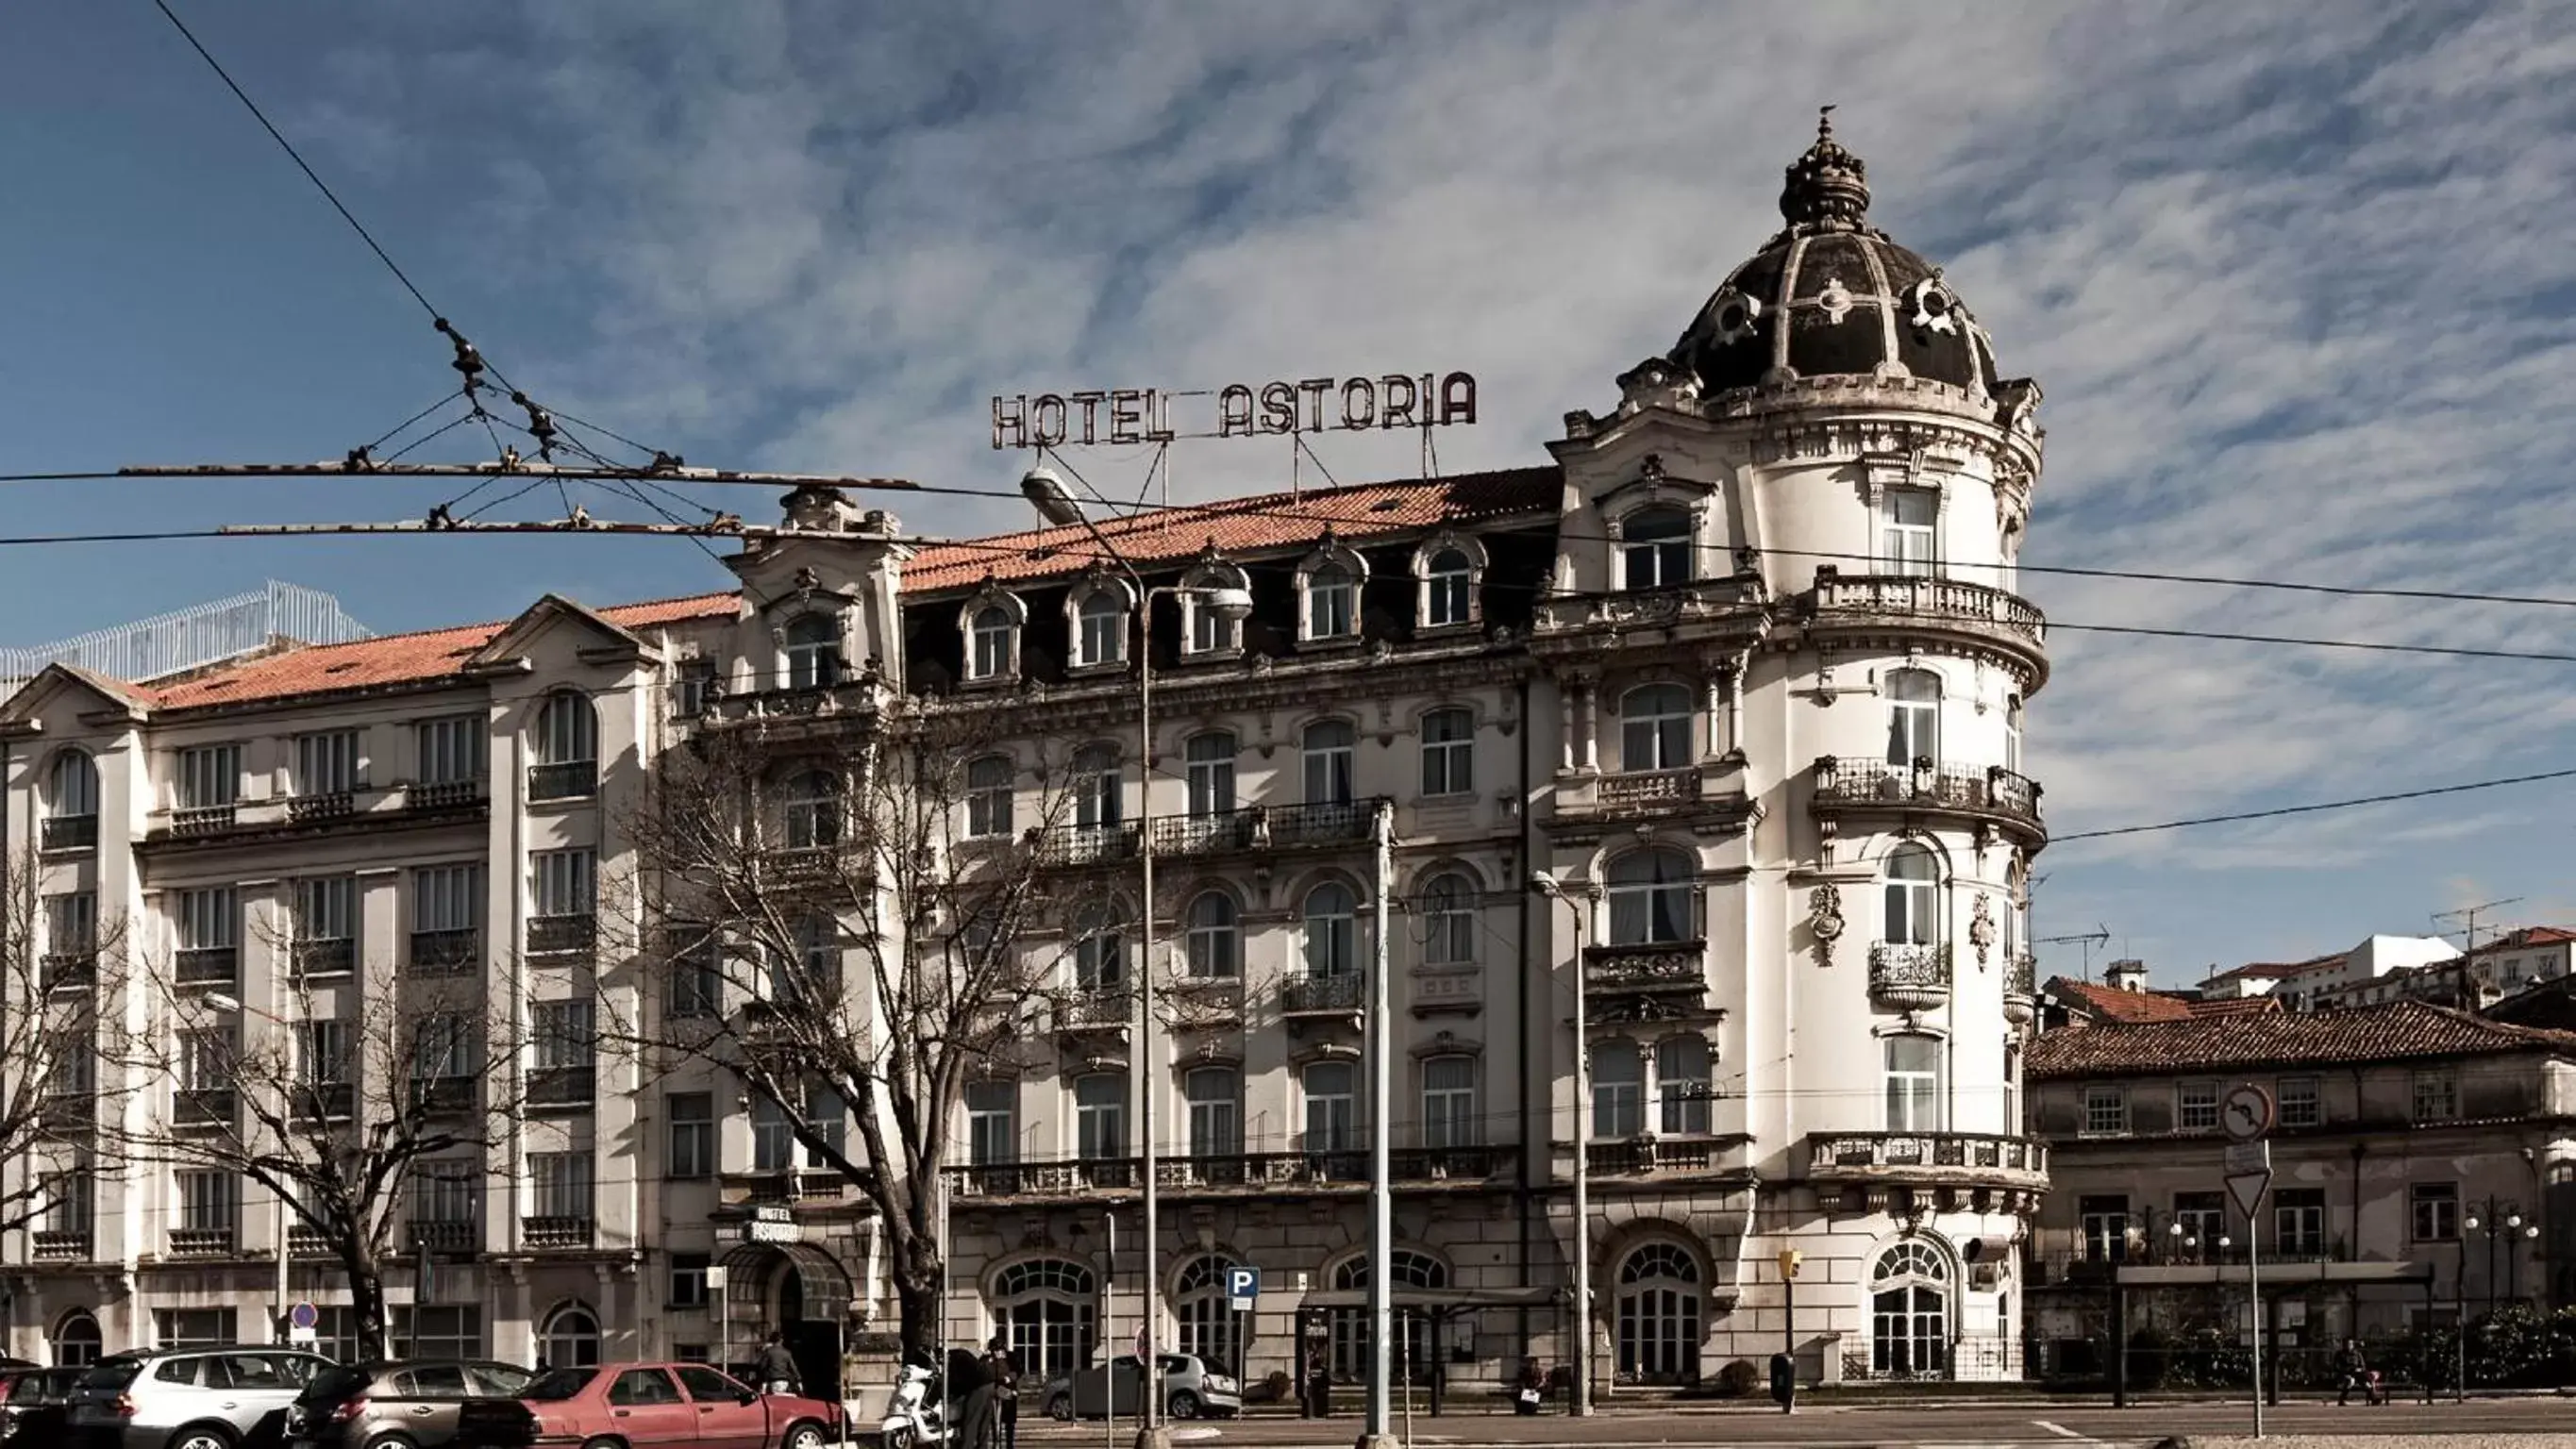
286;1358;535;1448
450;1362;840;1449
1044;1353;1240;1421
68;1345;335;1449
2;1367;83;1445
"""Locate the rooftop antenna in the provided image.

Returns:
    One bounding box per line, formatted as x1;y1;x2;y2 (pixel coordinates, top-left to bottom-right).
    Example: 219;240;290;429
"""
2434;897;2525;954
2038;924;2113;981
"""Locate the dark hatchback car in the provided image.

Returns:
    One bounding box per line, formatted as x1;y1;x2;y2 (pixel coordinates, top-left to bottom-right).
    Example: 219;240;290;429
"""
286;1359;535;1449
2;1367;82;1444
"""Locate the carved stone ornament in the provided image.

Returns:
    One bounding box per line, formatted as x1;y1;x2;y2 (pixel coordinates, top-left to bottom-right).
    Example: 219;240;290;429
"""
1907;274;1962;337
1968;892;1996;968
792;565;822;604
1707;289;1763;346
1808;883;1845;968
1815;275;1854;325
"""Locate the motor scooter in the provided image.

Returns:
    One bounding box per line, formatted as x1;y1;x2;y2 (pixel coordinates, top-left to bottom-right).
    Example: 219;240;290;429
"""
880;1356;956;1449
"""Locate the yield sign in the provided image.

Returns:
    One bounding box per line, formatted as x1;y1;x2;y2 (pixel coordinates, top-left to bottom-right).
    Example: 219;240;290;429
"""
2226;1171;2272;1219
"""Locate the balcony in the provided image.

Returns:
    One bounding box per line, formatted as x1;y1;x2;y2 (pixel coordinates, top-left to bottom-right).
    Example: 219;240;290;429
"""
1051;988;1131;1036
1803;570;2048;656
1531;576;1767;635
289;1082;355;1121
176;946;239;986
1146;797;1391;858
288;791;354;823
522;1216;594;1250
167;1226;237;1258
410;1219;477;1254
31;1230;89;1261
943;1145;1514;1203
409;778;484;811
1806;1131;2050;1200
1868;941;1951;1009
1034;822;1140;868
40;1093;94;1132
1810;757;2045;843
1279;973;1363;1019
175;1089;238;1128
409;1076;477;1114
172;804;239;837
287;1225;333;1258
409;928;480;974
1165;974;1246;1028
41;952;96;991
2005;953;2038;1024
1597;768;1702;807
39;814;97;852
527;914;597;957
527;1067;596;1109
735;1170;859;1205
527;760;597;803
1586;1138;1735;1175
1583;943;1707;1004
292;938;356;978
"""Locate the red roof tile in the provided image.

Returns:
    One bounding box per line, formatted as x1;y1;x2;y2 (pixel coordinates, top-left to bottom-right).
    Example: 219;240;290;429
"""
2046;977;2197;1024
2203;952;2345;985
901;467;1561;593
2470;925;2576;955
2027;1000;2576;1080
2185;996;2282;1019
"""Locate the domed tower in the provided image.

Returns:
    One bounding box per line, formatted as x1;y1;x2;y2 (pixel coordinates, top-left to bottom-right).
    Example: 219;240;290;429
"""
1532;109;2047;1385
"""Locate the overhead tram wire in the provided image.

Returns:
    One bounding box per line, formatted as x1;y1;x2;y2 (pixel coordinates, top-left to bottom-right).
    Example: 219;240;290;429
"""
2049;768;2576;844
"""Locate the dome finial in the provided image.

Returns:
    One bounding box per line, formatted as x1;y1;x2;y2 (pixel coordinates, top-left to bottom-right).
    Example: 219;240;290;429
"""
1781;106;1871;232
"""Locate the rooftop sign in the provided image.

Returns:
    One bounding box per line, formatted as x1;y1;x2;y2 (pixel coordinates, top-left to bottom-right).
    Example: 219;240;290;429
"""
991;373;1478;449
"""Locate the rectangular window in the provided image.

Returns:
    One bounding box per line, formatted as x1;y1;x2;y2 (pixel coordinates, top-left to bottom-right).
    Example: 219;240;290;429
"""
1302;729;1355;806
1421;1058;1477;1149
669;928;721;1019
2413;1069;2459;1123
529;848;596;918
2173;1191;2225;1254
1419;710;1474;797
179;1027;236;1093
416;716;487;786
2079;1194;2129;1263
2082;1084;2129;1137
752;1094;796;1172
967;1081;1016;1167
1185;1069;1239;1158
1076;1074;1126;1159
669;1252;711;1309
412;864;481;932
2177;1080;2218;1133
1881;489;1937;576
803;1086;846;1164
294;875;357;943
158;1307;232;1349
2412;1183;2459;1243
293;730;360;795
295;1019;350;1086
1883;1036;1943;1131
1307;568;1357;640
1590;1044;1644;1140
41;1169;93;1236
176;743;241;808
410;1011;478;1082
394;1305;483;1359
1189;599;1237;655
1184;735;1236;817
676;661;718;717
966;756;1014;839
43;891;96;966
667;1093;715;1179
2278;1075;2321;1128
49;1037;95;1098
177;1170;238;1233
1658;1039;1714;1135
177;886;240;951
533;999;594;1070
413;1159;477;1225
1304;1063;1356;1152
529;1152;594;1220
2274;1188;2326;1257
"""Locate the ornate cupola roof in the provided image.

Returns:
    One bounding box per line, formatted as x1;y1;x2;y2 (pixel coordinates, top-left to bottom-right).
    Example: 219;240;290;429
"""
1671;108;1997;399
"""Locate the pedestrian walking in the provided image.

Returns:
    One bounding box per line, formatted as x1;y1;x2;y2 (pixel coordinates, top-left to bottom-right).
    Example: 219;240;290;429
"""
953;1344;997;1449
754;1330;800;1396
1304;1346;1330;1419
982;1336;1020;1449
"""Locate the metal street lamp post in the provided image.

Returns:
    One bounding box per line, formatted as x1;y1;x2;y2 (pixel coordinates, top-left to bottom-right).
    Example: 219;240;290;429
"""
1022;468;1253;1449
205;990;293;1344
1528;873;1593;1418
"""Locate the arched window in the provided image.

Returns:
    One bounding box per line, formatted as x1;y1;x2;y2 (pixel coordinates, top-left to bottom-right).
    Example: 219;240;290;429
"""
1592;1040;1643;1138
995;1258;1097;1381
783;769;840;849
783;614;840;691
1185;568;1246;657
1185;1067;1239;1158
1421;1056;1476;1148
1177;1255;1245;1374
1306;560;1359;641
1882;845;1939;945
1425;548;1474;627
1870;1241;1950;1378
1616;1242;1702;1384
1073;744;1121;831
969;606;1016;683
44;750;98;821
1186;732;1236;817
1076;591;1127;668
1330;1251;1445;1382
1185;891;1239;978
966;755;1013;839
1884;669;1940;766
1621;508;1692;590
1303;883;1357;977
1302;720;1356;806
52;1308;102;1367
1418;872;1477;967
542;1304;603;1369
1619;684;1693;773
1657;1036;1713;1135
1884;1034;1943;1131
1607;849;1695;945
1419;708;1474;796
1073;904;1126;991
529;692;598;801
1302;1061;1356;1153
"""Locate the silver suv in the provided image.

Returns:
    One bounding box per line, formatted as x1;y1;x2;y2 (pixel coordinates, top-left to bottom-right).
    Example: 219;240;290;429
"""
69;1345;336;1449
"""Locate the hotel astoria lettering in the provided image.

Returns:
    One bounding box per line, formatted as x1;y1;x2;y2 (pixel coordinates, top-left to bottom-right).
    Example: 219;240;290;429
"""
990;371;1478;449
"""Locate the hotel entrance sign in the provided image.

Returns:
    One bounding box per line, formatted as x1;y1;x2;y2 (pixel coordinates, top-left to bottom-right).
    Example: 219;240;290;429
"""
991;372;1478;449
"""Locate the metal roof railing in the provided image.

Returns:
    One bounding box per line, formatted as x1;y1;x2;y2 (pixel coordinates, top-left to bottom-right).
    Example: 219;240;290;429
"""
0;581;371;692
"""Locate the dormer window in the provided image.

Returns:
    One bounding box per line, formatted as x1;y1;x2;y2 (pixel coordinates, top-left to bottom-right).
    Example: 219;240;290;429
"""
1413;531;1488;631
1070;587;1129;669
1180;560;1249;658
782;614;840;690
958;584;1029;686
1621;508;1692;590
1296;541;1368;644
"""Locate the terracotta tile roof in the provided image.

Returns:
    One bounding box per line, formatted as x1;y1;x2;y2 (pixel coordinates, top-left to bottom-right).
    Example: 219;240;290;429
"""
144;591;736;711
2470;925;2576;955
2185;995;2282;1019
2046;977;2197;1024
2027;1000;2576;1080
900;467;1562;593
2202;952;2345;985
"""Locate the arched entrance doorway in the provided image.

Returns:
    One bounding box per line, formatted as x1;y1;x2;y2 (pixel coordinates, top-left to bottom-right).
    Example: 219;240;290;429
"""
720;1240;855;1400
52;1309;102;1368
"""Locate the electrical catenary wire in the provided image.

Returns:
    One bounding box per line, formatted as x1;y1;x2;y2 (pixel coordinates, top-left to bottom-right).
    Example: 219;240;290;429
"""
2048;767;2576;843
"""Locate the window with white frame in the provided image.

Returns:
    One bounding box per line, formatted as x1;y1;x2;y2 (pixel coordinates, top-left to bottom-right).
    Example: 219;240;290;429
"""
1185;568;1246;656
2273;1189;2326;1257
2412;1182;2459;1242
532;999;594;1072
967;1080;1017;1166
1882;845;1939;945
2413;1069;2459;1123
1185;891;1239;978
45;749;98;821
293;730;360;796
1076;591;1127;667
1592;1040;1644;1139
1186;1066;1240;1157
416;716;485;786
783;768;841;849
1302;720;1356;805
40;1167;93;1237
1658;1036;1714;1134
1420;708;1474;796
1418;872;1478;967
1305;559;1360;640
1424;547;1475;627
2173;1191;2224;1251
295;876;356;949
1621;508;1692;590
664;1095;714;1179
46;891;97;959
965;755;1013;838
1303;1061;1356;1152
176;886;240;954
1185;732;1236;816
1607;848;1694;945
2278;1075;2321;1128
1072;904;1126;991
295;1018;350;1090
1422;1056;1477;1148
2079;1194;2129;1261
1884;669;1940;766
410;1011;478;1083
1178;1256;1244;1372
1883;1034;1943;1131
532;691;596;768
176;742;241;810
2177;1080;2218;1133
177;1169;238;1233
1073;744;1121;829
2004;694;2024;774
2082;1084;2130;1136
530;848;595;920
1619;684;1693;772
1075;1074;1125;1159
1303;882;1358;977
968;605;1016;682
529;1152;594;1220
782;613;840;690
676;660;718;718
1881;489;1937;575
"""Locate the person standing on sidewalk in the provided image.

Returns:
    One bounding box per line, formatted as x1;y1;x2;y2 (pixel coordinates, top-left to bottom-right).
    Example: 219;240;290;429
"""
753;1331;800;1397
981;1336;1019;1449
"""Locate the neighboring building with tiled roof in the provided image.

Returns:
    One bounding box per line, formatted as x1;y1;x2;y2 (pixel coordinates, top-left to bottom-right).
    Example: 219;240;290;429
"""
2042;974;2196;1026
2025;1000;2576;1079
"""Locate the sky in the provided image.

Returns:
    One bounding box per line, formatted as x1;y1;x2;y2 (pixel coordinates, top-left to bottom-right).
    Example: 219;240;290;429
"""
4;0;2574;985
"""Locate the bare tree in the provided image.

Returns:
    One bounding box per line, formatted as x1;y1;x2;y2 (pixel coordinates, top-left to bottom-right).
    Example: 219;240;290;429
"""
116;942;528;1360
0;844;128;1238
605;705;1081;1357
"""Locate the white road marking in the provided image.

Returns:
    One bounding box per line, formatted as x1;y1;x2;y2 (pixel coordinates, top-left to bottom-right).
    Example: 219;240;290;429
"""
2031;1422;2094;1442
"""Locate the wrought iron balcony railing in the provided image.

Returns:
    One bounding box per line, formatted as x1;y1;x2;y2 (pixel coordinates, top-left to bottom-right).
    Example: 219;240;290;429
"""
1034;822;1141;867
40;814;97;852
293;938;356;977
1597;768;1702;806
1583;942;1708;996
409;1075;477;1114
41;952;96;991
176;946;239;985
527;760;598;802
1811;758;2043;829
1868;941;1952;1008
943;1145;1514;1201
175;1089;238;1127
1279;973;1363;1016
527;1067;597;1108
527;915;597;956
408;928;480;974
1051;988;1131;1033
289;1082;355;1122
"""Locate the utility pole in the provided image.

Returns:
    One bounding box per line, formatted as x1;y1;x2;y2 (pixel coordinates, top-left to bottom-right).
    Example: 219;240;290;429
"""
2435;899;2524;1001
